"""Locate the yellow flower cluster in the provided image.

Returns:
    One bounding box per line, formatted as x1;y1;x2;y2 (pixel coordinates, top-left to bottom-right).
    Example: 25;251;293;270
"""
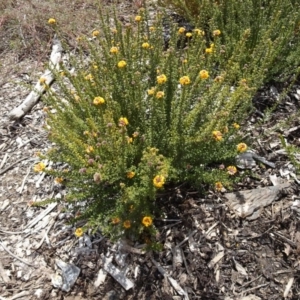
215;182;223;191
194;28;205;36
142;42;150;49
92;30;100;37
178;27;185;34
123;220;131;229
157;74;167;84
179;76;191;85
74;228;83;237
199;70;209;79
86;146;94;153
118;60;127;68
48;18;56;25
153;175;165;188
237;143;247;153
110;47;119;54
227;166;237;175
148;87;155;95
156;91;164;99
111;217;120;224
39;77;47;85
233;123;240;129
127;171;135;179
119;117;129;126
213;29;221;36
212;130;223;141
93;96;105;105
142;216;153;227
33;162;46;172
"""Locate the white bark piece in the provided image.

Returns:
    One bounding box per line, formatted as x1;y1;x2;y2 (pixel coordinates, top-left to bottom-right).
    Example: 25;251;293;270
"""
25;202;57;230
8;35;63;120
102;256;134;290
94;268;107;288
283;277;294;298
225;182;290;219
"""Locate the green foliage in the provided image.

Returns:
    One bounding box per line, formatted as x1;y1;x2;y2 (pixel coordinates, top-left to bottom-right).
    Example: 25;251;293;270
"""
37;7;268;241
158;0;300;82
280;135;300;175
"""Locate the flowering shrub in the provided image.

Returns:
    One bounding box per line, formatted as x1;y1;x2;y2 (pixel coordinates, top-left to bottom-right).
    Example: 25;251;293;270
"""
158;0;300;82
39;8;261;243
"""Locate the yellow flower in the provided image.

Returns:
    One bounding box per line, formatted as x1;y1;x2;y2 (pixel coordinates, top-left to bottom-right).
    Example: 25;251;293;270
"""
142;42;150;49
205;47;213;54
85;73;94;81
227;166;237;175
214;75;224;82
212;130;223;141
39;77;47;85
213;29;221;36
179;76;191;85
92;30;100;37
157;74;167;84
33;162;46;172
215;182;223;192
135;15;142;22
182;59;188;64
75;228;83;237
199;70;209;79
178;27;185;34
240;78;247;86
48;18;56;25
127;137;133;144
110;46;119;54
55;177;64;184
142;216;153;227
237;143;247;153
147;87;155;95
112;217;120;224
119;117;129;126
93;64;98;70
153;175;165;188
149;26;155;31
123;220;131;229
117;60;127;68
156;91;164;99
86;146;94;153
186;32;192;38
127;171;135;179
93;96;105;105
233;123;240;129
194;28;205;36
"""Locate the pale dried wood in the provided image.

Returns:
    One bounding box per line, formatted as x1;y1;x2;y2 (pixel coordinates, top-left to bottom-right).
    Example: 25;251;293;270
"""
225;182;290;219
0;156;31;176
0;260;10;283
0;238;35;268
8;35;63;120
102;256;134;290
283;277;294;298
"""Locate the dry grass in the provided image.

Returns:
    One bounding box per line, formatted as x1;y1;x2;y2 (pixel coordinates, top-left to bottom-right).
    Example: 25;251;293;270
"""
0;0;112;61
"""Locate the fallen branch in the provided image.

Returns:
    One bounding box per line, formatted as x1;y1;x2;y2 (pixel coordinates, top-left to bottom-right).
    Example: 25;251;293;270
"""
8;35;63;120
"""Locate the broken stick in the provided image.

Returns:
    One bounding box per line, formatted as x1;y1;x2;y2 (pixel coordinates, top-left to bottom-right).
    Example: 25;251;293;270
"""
8;35;63;120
